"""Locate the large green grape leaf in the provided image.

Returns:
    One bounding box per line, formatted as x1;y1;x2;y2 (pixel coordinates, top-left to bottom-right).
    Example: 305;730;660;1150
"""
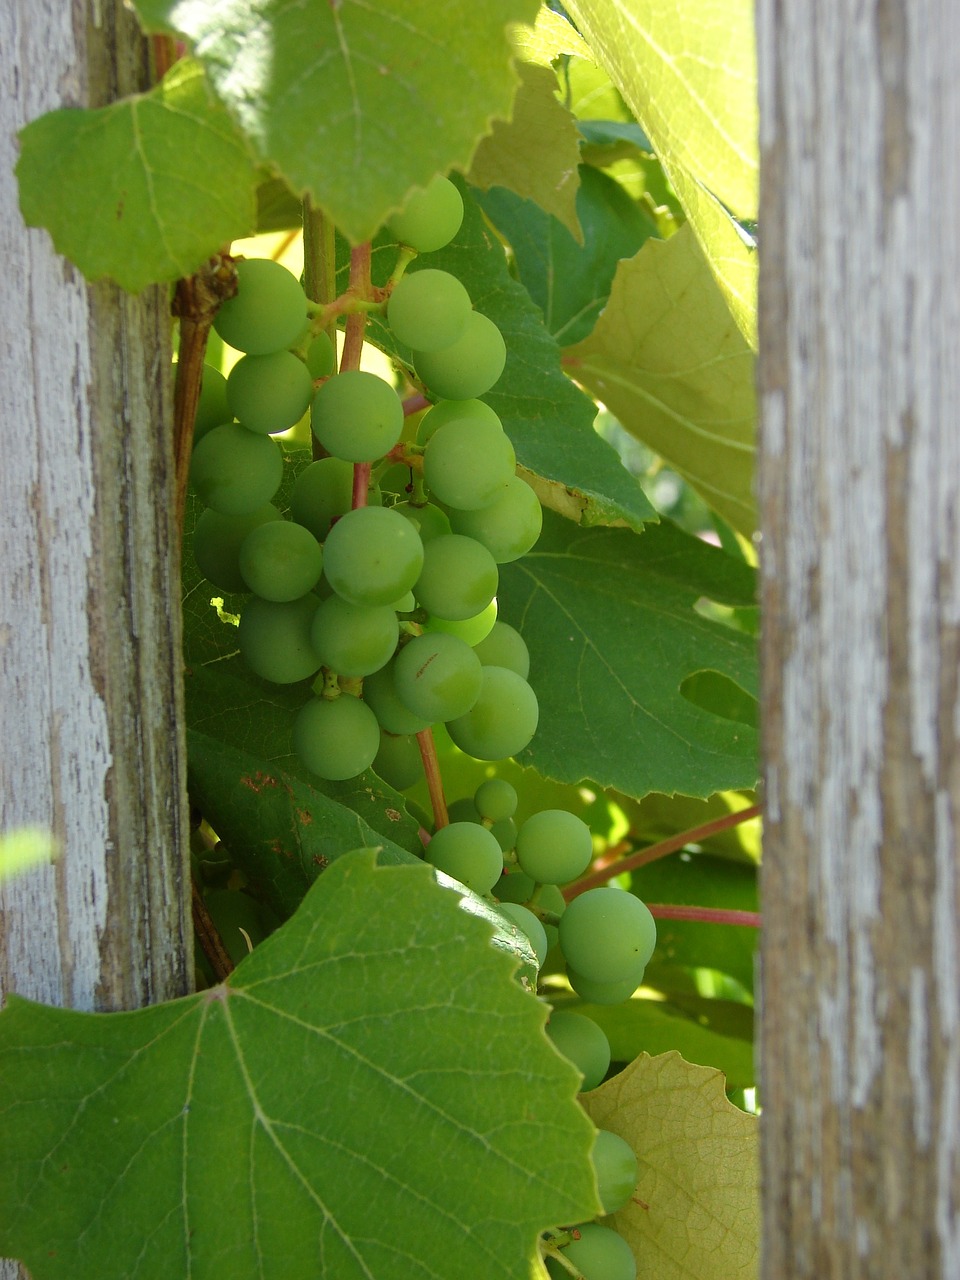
566;223;757;536
466;62;583;241
0;851;598;1279
500;512;758;799
131;0;538;244
477;163;657;347
581;1052;759;1280
16;59;255;292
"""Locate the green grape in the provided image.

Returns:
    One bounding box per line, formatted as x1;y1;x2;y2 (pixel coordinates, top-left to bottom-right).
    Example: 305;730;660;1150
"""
424;598;498;646
414;311;506;400
373;731;422;791
309;595;399;678
363;660;430;735
238;520;324;602
545;1010;611;1092
422;416;516;510
306;330;336;378
592;1129;639;1214
546;1223;636;1280
414;533;499;621
425;821;503;895
387;268;472;353
448;475;543;563
290;457;356;539
214;258;308;355
516;809;594;886
387;174;464;253
393;632;483;722
416;397;502;446
473;620;530;678
226;350;314;434
495;877;564;949
192;503;281;592
392;500;451;544
189;422;284;515
474;778;518;822
567;964;646;1006
237;593;322;684
323;506;424;607
446;665;539;760
312;370;404;462
293;694;381;781
497;902;548;968
193;363;231;442
559;888;657;985
378;462;415;499
447;797;481;825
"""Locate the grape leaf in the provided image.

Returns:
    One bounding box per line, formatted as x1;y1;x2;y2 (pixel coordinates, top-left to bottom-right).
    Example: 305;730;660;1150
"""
16;59;255;292
0;850;599;1279
512;6;592;64
130;0;539;244
500;512;758;800
566;223;757;536
581;1052;759;1280
476;163;657;346
466;62;583;241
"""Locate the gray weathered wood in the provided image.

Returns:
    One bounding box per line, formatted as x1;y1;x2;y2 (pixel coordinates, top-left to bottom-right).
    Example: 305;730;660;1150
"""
757;2;960;1275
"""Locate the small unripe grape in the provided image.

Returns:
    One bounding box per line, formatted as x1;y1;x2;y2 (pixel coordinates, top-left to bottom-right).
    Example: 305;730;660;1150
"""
237;593;322;684
306;331;336;378
472;621;530;678
362;661;430;735
423;418;516;511
194;363;231;442
238;519;324;602
190;422;284;515
193;503;281;592
567;965;646;1006
227;350;314;434
393;632;482;723
473;778;518;822
516;809;594;886
414;534;499;622
559;888;657;986
416;397;502;446
310;595;399;678
312;370;405;463
387;269;472;352
446;665;539;761
293;694;381;781
546;1223;636;1280
414;311;506;400
424;599;498;647
290;457;355;540
448;475;542;563
323;506;424;607
545;1010;611;1092
497;902;548;968
425;821;503;896
592;1129;639;1214
387;174;464;253
392;501;451;544
214;258;308;355
373;731;422;791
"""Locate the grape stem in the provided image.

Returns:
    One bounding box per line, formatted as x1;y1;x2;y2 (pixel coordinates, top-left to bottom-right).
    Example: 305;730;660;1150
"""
340;242;372;374
416;728;449;830
191;879;234;980
563;803;761;900
647;903;761;928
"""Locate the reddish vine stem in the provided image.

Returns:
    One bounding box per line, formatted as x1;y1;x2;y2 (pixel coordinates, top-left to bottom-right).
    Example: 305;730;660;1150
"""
417;728;449;830
340;242;372;373
191;879;235;980
646;903;762;929
563;803;762;901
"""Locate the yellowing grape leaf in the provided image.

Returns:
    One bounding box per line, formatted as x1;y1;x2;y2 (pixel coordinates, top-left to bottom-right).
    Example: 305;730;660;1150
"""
0;851;599;1280
581;1052;759;1280
16;59;255;292
567;223;757;536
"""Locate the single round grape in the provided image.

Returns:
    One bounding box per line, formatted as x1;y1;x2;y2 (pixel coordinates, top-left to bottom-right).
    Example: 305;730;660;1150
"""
414;311;506;400
488;816;518;853
310;595;399;678
473;621;530;678
516;809;594;886
373;731;422;791
293;694;381;781
392;500;451;544
193;503;281;592
387;174;464;253
424;599;498;646
214;258;308;355
416;397;502;446
362;661;430;735
238;519;324;602
237;593;322;684
323;506;424;607
447;797;482;826
290;457;356;539
474;778;518;822
414;533;499;621
567;964;646;1006
559;888;657;986
547;1223;636;1280
497;902;548;968
592;1129;639;1214
189;422;284;515
226;350;314;434
312;370;404;462
194;363;231;442
306;330;336;378
393;632;483;723
425;821;503;896
545;1010;611;1092
387;268;472;353
446;665;539;760
448;476;542;563
423;417;516;511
